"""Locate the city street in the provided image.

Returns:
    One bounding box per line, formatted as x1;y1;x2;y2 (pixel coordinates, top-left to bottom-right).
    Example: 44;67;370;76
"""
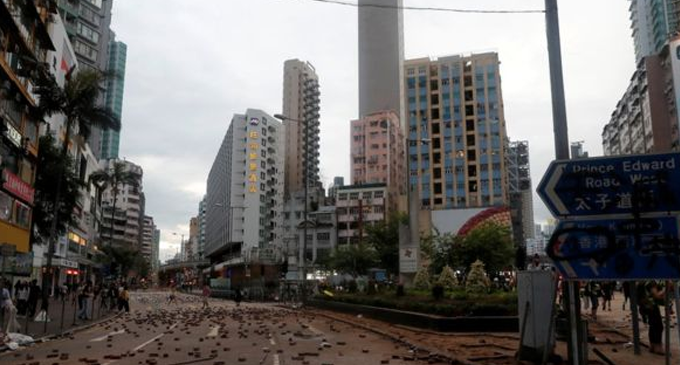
1;292;445;365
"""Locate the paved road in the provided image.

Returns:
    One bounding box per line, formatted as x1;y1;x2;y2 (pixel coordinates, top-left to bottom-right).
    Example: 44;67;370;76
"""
1;292;438;365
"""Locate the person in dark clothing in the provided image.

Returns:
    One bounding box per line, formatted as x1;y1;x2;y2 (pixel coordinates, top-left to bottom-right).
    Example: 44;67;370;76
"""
234;287;242;307
601;282;613;311
27;280;41;318
641;281;666;355
622;282;631;310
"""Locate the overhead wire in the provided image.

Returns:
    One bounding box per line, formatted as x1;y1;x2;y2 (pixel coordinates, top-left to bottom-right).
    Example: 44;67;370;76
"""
283;0;545;14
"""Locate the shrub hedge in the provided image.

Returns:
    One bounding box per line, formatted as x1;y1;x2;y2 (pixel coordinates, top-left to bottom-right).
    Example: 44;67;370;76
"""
317;290;517;317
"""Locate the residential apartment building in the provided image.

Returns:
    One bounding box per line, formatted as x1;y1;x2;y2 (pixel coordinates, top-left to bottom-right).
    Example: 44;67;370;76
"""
630;0;680;63
350;110;405;214
204;109;285;263
404;52;509;210
57;0;115;158
282;59;320;197
99;159;144;250
101;35;126;159
0;0;55;254
358;0;404;122
187;216;198;261
336;183;387;245
327;176;344;204
292;206;337;278
507;140;534;247
141;215;155;262
602;50;679;155
152;228;160;272
197;196;206;259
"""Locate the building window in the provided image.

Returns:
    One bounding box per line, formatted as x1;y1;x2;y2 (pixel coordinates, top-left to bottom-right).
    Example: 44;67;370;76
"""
0;191;12;221
317;232;330;240
77;22;100;43
349;192;359;200
74;40;98;61
338;193;348;201
374;191;384;198
14;201;30;228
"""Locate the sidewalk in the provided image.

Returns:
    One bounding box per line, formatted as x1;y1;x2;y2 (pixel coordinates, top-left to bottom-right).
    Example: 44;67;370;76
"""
2;295;118;339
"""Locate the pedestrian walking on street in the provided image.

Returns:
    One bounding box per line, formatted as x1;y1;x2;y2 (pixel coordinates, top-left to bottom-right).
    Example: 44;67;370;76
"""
1;279;20;333
78;281;94;320
640;281;667;355
602;282;613;311
27;280;40;319
201;285;211;309
119;285;130;313
16;282;28;316
234;287;242;307
622;282;631;310
587;281;601;321
167;289;177;305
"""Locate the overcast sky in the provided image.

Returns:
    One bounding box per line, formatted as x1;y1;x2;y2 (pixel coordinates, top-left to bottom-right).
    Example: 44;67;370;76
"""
110;0;634;262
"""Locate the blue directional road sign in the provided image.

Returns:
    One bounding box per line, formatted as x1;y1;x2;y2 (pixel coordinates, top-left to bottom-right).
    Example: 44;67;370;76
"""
547;216;680;280
537;152;680;217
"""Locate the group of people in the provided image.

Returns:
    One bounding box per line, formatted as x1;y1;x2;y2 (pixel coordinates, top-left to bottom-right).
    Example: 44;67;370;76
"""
7;280;42;319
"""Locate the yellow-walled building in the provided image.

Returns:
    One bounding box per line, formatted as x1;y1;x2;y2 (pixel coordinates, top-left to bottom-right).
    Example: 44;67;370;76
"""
0;0;56;253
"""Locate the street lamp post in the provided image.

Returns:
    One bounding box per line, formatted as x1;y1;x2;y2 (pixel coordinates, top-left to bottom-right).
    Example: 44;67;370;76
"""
172;232;185;261
274;114;309;299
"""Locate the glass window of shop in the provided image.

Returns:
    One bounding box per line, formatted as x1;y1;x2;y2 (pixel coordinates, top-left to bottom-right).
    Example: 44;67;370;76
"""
0;190;11;221
0;190;30;228
0;142;20;175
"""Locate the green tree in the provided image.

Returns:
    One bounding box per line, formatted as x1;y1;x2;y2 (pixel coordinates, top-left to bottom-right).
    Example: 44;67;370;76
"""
31;135;82;243
98;245;143;278
453;222;514;274
33;68;119;304
89;160;142;247
326;244;378;278
436;265;459;290
465;259;490;293
420;231;459;275
413;266;431;290
364;212;407;276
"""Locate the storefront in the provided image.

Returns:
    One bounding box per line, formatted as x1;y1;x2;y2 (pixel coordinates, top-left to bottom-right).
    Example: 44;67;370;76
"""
0;169;35;253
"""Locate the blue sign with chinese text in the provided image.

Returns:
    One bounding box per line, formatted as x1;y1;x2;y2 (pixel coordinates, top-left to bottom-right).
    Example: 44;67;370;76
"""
547;216;680;280
537;152;680;217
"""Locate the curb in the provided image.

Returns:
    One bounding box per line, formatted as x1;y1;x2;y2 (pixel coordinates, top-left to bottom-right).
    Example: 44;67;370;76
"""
309;309;478;365
0;311;123;357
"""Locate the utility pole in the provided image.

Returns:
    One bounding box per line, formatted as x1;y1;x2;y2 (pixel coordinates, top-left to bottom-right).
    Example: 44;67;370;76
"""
545;1;584;364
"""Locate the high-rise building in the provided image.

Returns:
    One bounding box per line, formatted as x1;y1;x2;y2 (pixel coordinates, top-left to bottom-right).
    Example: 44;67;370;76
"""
141;216;155;263
197;196;207;259
570;141;589;159
358;0;404;123
0;1;55;255
204;110;285;262
630;0;680;64
99;159;144;250
152;228;160;271
602;49;680;155
336;183;388;245
282;59;321;197
57;0;115;158
507;140;534;247
101;35;127;160
187;216;198;261
328;176;345;202
350;110;406;213
404;52;509;210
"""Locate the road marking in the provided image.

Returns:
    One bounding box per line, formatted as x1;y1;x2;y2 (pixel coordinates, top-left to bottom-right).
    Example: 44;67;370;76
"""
307;325;324;336
131;323;178;353
273;354;280;365
270;337;276;346
90;329;125;342
207;325;220;337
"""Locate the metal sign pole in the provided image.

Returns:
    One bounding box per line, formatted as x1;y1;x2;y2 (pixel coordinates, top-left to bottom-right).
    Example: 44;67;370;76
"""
629;281;641;355
664;281;670;365
544;0;580;363
674;283;680;356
